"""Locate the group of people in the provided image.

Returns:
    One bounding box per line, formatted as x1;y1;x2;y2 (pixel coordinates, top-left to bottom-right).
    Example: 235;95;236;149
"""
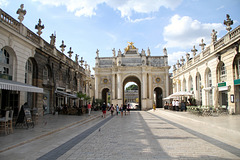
101;103;131;118
164;100;187;111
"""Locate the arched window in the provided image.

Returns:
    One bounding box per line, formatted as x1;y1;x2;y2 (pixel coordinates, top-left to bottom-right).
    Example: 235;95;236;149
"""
182;78;186;91
43;66;49;81
206;69;212;87
25;59;33;84
0;48;13;80
206;69;213;106
188;76;193;91
220;63;227;82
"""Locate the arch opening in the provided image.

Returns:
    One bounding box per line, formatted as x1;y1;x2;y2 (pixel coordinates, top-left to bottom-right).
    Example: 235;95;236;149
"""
123;76;141;110
154;87;163;108
102;88;110;105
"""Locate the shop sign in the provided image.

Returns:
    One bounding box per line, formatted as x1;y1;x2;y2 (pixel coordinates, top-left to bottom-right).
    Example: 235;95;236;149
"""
218;82;226;87
234;79;240;85
0;73;12;80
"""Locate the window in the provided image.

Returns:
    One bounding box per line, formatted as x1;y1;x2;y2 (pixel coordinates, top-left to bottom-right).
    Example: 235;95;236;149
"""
220;63;227;82
25;60;32;84
0;48;11;77
3;67;9;74
207;70;212;87
4;49;9;64
43;66;48;80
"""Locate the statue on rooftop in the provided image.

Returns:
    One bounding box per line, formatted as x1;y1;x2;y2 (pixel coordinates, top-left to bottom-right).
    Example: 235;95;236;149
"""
147;47;151;56
163;48;167;56
125;42;136;52
224;14;233;32
60;40;66;53
211;29;217;43
75;54;79;63
112;48;116;57
35;19;44;36
96;49;99;57
16;4;26;23
50;33;56;46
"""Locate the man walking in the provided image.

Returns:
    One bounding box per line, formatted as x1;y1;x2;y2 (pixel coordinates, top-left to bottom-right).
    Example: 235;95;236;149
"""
87;102;91;116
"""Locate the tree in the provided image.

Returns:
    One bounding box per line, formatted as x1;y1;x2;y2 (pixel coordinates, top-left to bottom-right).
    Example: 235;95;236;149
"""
126;84;138;90
77;92;91;105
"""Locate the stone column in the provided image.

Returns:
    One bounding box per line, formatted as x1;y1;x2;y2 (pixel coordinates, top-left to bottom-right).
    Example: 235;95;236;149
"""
95;75;99;99
142;73;147;99
112;74;115;99
149;74;152;99
165;72;169;96
117;73;122;99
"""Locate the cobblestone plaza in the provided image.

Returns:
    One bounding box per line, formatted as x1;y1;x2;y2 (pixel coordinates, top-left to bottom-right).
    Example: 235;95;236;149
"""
1;110;239;160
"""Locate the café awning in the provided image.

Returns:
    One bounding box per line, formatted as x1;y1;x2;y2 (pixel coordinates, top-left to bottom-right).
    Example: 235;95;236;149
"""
0;78;43;93
55;90;78;99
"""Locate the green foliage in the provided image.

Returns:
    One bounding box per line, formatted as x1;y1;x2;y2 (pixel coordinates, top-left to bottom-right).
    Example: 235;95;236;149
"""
95;99;104;106
126;84;138;90
77;92;91;102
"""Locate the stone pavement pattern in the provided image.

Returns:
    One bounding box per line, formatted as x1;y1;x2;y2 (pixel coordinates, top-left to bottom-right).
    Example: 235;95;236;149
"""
58;110;240;160
0;109;240;160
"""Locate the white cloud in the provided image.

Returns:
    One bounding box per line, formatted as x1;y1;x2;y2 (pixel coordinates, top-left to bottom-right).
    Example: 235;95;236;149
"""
155;43;162;49
32;0;182;18
168;51;186;66
0;0;8;7
106;32;117;42
163;14;224;49
129;17;155;23
216;5;224;10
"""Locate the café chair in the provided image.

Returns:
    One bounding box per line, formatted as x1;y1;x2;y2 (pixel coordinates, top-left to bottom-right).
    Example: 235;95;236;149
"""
0;111;9;135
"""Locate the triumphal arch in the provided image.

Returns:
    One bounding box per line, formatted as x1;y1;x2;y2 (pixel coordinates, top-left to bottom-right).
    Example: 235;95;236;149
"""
93;42;170;110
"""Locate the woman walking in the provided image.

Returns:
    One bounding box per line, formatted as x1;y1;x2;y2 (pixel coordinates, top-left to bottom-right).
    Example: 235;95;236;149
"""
120;104;123;117
116;104;119;116
102;102;107;118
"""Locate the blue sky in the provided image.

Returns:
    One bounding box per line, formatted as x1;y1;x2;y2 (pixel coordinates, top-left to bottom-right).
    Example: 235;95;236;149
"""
1;0;240;74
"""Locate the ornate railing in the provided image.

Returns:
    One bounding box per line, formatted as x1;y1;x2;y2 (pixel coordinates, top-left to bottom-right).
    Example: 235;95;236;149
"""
0;9;20;32
43;41;53;53
214;37;224;50
202;46;210;57
194;54;200;63
26;29;40;44
229;25;240;40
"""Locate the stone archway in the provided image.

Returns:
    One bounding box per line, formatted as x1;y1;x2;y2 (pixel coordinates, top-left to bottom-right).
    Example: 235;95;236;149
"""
123;76;141;110
154;87;163;108
93;42;170;110
102;88;110;104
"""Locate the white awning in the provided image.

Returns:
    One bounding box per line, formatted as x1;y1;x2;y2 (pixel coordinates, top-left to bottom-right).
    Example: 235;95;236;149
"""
0;78;43;93
55;90;78;99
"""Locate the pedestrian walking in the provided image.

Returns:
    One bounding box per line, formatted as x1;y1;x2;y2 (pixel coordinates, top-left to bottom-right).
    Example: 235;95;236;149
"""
102;102;107;118
180;100;186;112
172;100;176;111
110;104;114;116
176;100;179;111
153;103;156;111
87;102;91;116
127;104;130;115
116;104;119;116
120;104;123;117
123;104;127;115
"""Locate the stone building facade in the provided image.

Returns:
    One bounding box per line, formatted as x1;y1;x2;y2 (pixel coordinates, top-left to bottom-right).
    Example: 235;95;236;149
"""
172;15;240;114
93;42;171;110
0;5;91;116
